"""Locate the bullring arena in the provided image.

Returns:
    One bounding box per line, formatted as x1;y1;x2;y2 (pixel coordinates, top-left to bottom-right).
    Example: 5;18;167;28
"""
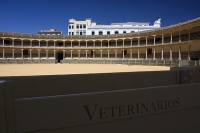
1;17;200;133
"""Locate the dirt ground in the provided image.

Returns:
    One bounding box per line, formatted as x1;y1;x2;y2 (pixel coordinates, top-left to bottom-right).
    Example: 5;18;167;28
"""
0;64;170;77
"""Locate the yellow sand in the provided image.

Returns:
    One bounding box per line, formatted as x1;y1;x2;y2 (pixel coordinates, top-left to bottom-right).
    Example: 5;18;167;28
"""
0;64;170;77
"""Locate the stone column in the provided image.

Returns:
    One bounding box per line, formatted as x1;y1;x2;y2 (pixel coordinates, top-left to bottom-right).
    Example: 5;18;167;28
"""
130;49;132;59
38;50;40;59
123;39;124;47
107;50;109;59
170;47;172;60
179;46;181;60
122;49;125;59
170;33;172;43
46;50;48;59
63;50;65;59
70;50;73;59
21;39;23;47
3;49;5;59
145;49;148;59
101;41;102;47
137;49;140;59
93;50;95;58
12;39;14;46
138;37;140;46
153;48;155;60
115;50;117;59
53;50;56;59
153;35;156;45
39;40;40;47
46;41;48;47
86;41;88;47
54;41;56;47
2;38;4;46
116;40;117;47
71;40;73;48
21;49;24;59
63;41;65;47
162;34;164;44
131;38;133;47
146;37;148;45
93;41;95;47
85;50;88;59
100;50;102;58
79;41;80;47
12;49;15;59
188;45;191;60
78;50;80;59
161;48;164;60
29;49;32;59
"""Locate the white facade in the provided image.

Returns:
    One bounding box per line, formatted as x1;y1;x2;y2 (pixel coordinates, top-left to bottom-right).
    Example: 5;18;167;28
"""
68;18;161;35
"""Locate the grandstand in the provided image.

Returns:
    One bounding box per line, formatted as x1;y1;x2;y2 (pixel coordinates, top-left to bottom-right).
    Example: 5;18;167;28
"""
0;17;200;66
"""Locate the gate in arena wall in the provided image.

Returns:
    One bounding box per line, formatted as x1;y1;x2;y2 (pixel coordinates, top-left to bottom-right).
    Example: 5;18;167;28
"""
0;70;200;133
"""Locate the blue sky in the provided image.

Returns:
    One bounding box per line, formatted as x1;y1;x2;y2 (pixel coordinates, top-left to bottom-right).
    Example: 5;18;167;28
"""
0;0;199;35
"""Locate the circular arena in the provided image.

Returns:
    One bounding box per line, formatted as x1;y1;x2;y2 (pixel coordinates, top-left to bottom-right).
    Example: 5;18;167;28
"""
0;17;200;66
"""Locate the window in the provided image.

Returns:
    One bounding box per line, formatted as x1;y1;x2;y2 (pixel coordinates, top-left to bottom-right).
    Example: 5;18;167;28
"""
123;31;126;33
80;32;82;35
69;32;71;35
99;31;103;35
92;31;95;35
83;30;86;35
83;24;86;28
131;31;135;33
80;25;82;29
69;25;71;29
72;25;74;29
76;31;79;35
107;31;110;35
115;31;119;34
72;32;74;35
76;24;79;29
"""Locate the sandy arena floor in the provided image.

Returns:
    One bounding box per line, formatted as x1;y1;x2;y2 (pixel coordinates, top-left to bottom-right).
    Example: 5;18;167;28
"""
0;64;170;77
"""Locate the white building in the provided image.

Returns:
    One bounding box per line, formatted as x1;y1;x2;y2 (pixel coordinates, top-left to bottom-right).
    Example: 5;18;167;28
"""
68;18;161;35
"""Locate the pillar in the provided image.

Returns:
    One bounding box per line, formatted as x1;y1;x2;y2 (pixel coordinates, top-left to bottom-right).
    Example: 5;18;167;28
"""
2;38;4;46
54;41;55;47
131;39;133;47
101;41;102;47
46;50;48;59
153;35;156;45
12;49;15;59
30;40;32;47
145;49;148;59
86;41;88;47
122;49;124;59
170;33;172;43
46;41;48;47
170;47;172;60
153;48;155;60
78;50;80;59
70;50;73;59
21;49;24;59
130;49;132;59
63;50;65;59
146;37;147;45
162;34;164;44
179;46;181;60
79;41;80;47
188;45;191;60
137;49;140;59
53;50;56;59
107;50;109;59
93;50;95;58
29;49;32;59
3;49;5;59
93;41;95;47
38;50;40;59
138;37;140;46
21;40;23;47
12;39;14;46
85;50;88;59
100;50;102;58
115;50;117;59
63;41;65;47
161;48;164;60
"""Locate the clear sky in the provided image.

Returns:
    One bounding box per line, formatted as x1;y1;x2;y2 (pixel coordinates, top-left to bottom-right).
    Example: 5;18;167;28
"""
0;0;200;35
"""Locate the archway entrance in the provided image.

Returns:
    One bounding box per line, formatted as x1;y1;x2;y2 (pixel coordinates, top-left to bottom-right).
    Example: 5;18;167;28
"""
57;52;63;63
